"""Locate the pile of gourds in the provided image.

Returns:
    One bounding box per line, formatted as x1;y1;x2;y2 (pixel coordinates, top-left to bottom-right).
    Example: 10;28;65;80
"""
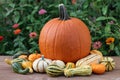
5;50;115;77
4;4;116;77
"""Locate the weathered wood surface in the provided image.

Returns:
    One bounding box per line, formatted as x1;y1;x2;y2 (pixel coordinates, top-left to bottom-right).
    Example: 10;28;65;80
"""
0;56;120;80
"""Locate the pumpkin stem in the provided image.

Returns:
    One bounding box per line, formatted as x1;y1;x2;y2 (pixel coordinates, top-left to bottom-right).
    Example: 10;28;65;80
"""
59;4;70;20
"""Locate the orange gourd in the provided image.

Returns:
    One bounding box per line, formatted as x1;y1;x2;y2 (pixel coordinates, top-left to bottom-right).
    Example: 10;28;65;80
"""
91;64;106;74
18;55;28;59
39;4;91;62
28;53;41;62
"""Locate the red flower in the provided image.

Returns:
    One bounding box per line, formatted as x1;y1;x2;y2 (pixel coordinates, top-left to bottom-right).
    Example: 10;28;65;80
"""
13;29;21;35
0;36;4;42
71;0;76;4
12;24;19;28
29;32;37;38
92;41;102;49
38;9;47;15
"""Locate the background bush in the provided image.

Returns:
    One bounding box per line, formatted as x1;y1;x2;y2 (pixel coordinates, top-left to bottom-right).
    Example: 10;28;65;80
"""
0;0;120;56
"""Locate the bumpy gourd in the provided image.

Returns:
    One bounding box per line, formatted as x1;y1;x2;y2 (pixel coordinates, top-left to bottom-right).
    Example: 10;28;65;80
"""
28;52;41;62
64;65;92;77
76;54;102;67
46;65;64;77
100;57;115;71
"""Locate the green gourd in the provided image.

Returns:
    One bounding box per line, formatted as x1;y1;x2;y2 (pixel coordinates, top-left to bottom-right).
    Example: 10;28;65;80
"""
11;62;29;74
46;65;64;77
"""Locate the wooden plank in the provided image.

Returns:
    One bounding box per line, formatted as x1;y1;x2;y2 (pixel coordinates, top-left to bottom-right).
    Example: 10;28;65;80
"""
0;56;120;80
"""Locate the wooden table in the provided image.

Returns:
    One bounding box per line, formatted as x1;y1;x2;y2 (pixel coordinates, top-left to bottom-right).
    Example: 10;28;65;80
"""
0;56;120;80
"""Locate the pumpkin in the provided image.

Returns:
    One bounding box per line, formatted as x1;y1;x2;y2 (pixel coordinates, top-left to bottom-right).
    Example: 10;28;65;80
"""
51;60;65;68
76;54;102;67
28;52;41;62
32;55;52;72
100;57;115;71
39;4;91;62
91;63;106;74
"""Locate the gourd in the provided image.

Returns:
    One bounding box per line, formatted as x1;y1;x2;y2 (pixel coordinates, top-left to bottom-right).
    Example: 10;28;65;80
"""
33;55;52;72
76;54;102;67
91;63;106;74
13;51;29;59
5;58;27;65
22;61;33;73
65;62;75;69
18;55;28;59
11;62;29;74
28;52;41;62
46;65;64;77
90;50;103;59
39;4;91;63
64;65;92;77
51;60;65;68
100;57;115;71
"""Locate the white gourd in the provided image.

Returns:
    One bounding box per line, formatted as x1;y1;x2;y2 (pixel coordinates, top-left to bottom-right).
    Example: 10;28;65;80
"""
33;55;52;72
51;60;65;68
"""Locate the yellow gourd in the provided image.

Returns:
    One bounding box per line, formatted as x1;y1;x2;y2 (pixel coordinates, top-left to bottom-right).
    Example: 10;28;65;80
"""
22;61;33;73
76;54;103;67
64;65;92;77
65;62;75;69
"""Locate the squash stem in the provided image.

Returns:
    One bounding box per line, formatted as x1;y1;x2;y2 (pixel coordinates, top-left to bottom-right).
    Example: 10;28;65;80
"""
59;4;70;20
41;55;44;60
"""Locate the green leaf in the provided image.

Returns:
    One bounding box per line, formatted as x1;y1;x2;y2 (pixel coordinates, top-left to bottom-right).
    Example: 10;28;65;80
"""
5;9;14;17
96;16;117;22
104;24;111;34
115;47;120;56
110;43;114;50
102;6;108;15
9;3;15;8
96;16;108;21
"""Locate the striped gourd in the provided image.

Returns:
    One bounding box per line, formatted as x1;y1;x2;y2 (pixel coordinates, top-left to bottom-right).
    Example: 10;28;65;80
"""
76;54;102;67
100;57;115;71
64;65;92;77
46;65;64;77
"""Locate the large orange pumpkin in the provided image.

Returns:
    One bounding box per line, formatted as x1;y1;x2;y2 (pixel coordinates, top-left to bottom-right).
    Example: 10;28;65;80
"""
39;4;91;62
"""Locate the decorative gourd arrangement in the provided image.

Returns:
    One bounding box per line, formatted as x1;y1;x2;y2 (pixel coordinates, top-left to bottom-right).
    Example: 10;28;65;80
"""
4;4;116;77
39;4;91;63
